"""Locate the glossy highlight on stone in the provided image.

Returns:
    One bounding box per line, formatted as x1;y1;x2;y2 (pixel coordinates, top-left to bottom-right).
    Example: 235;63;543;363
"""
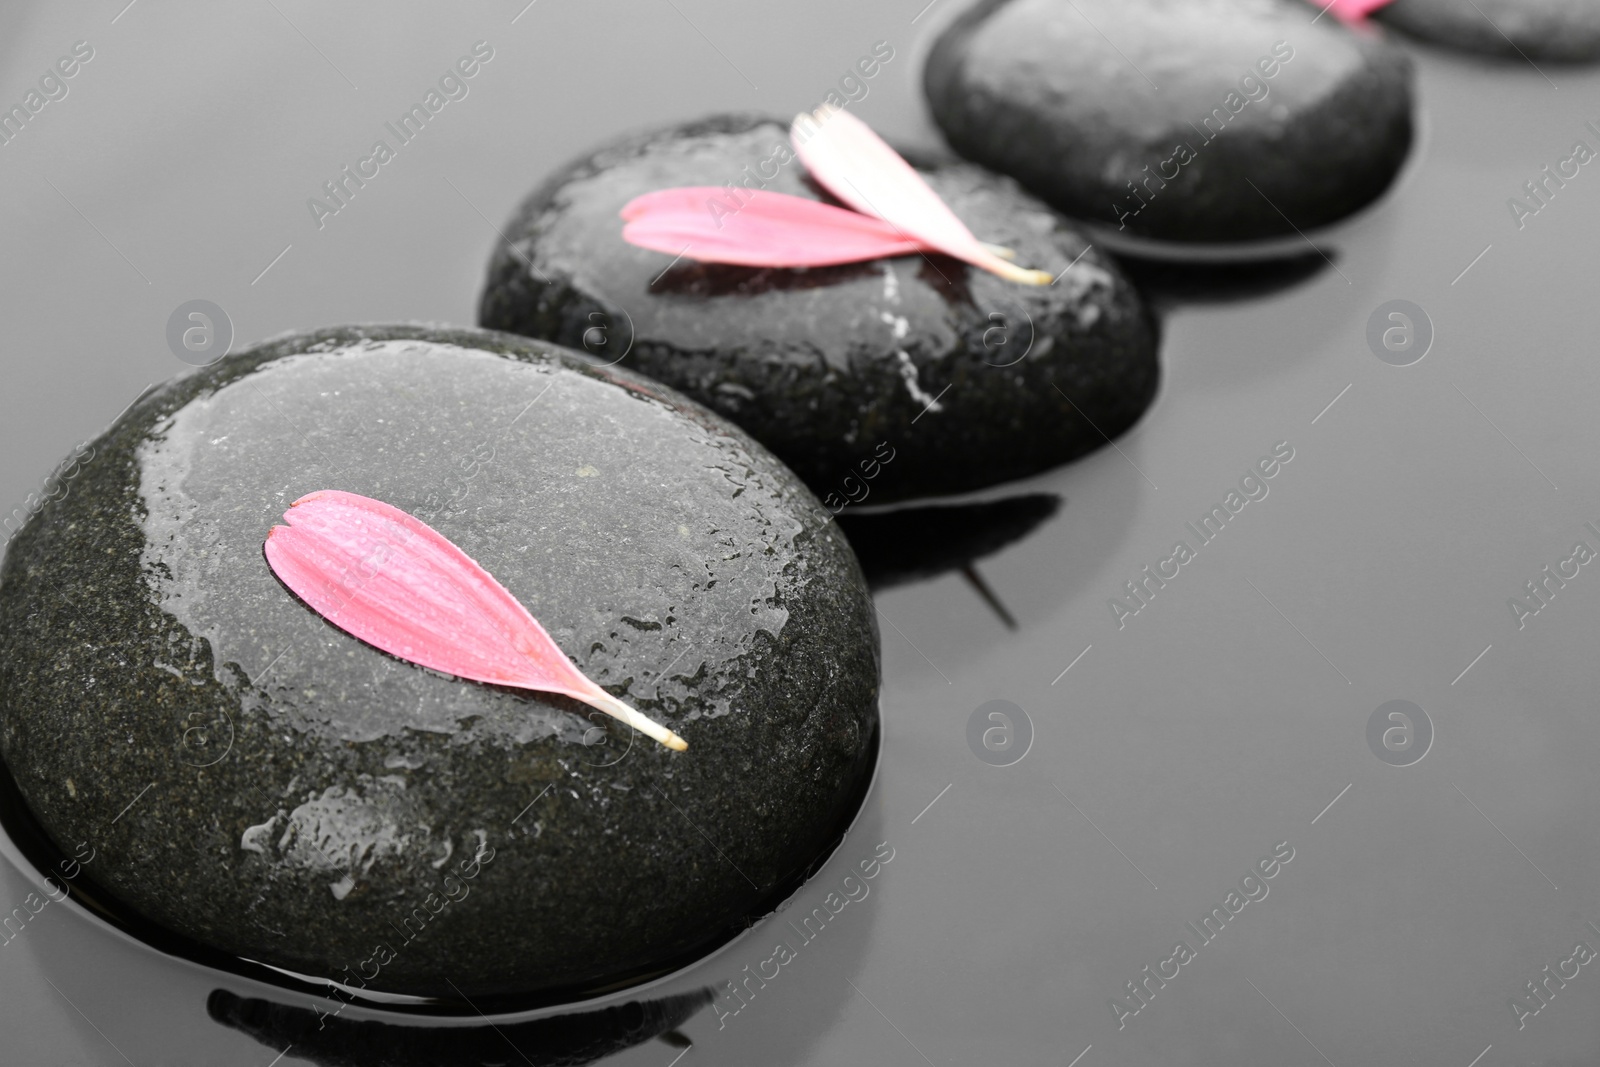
478;115;1159;503
0;324;880;1003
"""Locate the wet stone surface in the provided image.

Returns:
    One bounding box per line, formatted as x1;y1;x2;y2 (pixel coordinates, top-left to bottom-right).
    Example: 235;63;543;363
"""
478;114;1159;504
923;0;1415;243
0;324;880;1002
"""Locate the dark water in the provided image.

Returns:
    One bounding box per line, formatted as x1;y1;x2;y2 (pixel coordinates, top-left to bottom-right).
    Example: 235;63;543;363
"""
2;1;1599;1064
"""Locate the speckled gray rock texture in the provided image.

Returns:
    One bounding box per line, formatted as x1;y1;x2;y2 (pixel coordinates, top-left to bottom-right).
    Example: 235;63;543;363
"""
477;114;1158;504
0;324;879;1003
1377;0;1600;61
924;0;1415;243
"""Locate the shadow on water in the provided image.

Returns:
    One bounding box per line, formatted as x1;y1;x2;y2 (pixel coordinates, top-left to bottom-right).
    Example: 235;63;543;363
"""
207;987;714;1067
1107;242;1379;393
1113;250;1333;312
838;495;1061;628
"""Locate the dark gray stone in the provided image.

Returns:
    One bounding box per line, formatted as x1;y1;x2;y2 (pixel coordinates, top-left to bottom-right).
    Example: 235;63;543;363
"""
478;114;1158;504
0;324;879;1002
923;0;1415;243
1377;0;1600;61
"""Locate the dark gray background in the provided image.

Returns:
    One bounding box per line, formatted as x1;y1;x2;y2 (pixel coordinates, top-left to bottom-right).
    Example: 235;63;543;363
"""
2;1;1598;1064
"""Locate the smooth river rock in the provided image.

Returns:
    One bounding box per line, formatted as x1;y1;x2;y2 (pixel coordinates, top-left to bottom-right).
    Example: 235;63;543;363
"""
478;114;1158;504
0;324;879;1004
1377;0;1600;61
924;0;1415;243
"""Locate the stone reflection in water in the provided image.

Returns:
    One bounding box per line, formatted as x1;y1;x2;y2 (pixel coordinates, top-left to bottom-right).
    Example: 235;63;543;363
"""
1116;250;1332;309
207;987;713;1067
838;495;1061;628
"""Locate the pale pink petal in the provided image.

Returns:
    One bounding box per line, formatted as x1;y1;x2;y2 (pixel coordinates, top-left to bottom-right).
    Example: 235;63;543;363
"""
265;490;686;750
790;106;1053;285
1321;0;1394;20
621;187;930;268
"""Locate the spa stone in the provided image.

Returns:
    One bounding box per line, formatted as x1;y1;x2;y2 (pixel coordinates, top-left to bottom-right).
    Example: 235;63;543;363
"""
0;324;879;1003
478;114;1159;503
1377;0;1600;62
923;0;1415;243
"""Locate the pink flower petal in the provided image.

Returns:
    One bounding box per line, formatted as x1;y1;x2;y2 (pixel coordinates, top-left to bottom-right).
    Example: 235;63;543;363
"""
264;490;686;750
621;187;931;268
790;106;1053;286
1319;0;1394;21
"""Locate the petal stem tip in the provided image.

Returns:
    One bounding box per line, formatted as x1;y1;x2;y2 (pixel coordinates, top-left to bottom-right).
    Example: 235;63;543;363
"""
588;691;689;750
995;264;1055;286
